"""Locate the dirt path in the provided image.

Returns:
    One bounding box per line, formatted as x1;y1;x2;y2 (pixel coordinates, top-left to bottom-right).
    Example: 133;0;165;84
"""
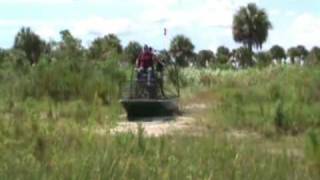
110;116;196;137
110;103;208;137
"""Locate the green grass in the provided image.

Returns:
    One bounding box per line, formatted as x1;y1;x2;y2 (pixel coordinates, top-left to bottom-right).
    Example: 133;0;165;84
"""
0;59;320;179
0;118;317;179
197;65;320;134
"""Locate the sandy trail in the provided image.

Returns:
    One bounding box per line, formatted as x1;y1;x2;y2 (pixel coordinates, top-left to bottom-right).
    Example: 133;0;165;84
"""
110;103;208;137
111;116;195;137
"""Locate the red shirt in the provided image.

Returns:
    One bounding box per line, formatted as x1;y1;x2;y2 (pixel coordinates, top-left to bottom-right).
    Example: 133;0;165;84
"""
138;52;153;69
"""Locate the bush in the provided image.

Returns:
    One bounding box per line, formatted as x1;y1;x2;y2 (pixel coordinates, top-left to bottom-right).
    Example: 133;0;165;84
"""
0;55;127;103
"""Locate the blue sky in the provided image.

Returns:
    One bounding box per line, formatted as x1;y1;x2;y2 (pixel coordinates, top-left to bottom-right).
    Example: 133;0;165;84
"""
0;0;319;51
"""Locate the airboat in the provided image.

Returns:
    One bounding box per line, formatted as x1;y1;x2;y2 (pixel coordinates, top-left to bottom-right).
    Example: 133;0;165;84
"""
120;60;180;121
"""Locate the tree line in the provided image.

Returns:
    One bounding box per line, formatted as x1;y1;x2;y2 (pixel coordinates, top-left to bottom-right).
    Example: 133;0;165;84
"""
0;3;319;69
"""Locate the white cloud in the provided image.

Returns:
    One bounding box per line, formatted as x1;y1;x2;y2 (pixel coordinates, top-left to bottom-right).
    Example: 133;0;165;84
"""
0;16;132;42
71;16;131;37
0;19;35;26
138;0;262;31
0;0;73;4
134;0;177;7
5;0;175;6
290;13;320;48
35;25;57;40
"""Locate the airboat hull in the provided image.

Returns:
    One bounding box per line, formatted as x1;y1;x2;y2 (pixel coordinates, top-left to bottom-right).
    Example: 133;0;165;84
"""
120;98;179;121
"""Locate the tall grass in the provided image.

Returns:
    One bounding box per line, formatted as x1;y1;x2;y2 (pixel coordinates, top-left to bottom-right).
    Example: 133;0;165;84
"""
0;57;127;103
184;65;320;133
306;130;320;173
0;117;316;179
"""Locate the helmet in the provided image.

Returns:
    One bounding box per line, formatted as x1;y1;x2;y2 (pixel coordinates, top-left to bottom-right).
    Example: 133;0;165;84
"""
144;45;149;52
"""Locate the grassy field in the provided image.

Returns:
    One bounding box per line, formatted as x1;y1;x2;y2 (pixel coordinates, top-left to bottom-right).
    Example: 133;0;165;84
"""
0;61;320;179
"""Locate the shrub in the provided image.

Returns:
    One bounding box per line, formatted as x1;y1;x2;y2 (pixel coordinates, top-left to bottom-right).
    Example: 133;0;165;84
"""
4;57;127;103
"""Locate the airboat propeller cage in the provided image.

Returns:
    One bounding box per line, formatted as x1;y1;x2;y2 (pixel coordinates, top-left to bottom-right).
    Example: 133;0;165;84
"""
120;56;180;121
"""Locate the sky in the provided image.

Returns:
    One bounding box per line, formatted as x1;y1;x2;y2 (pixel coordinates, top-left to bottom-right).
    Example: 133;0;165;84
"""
0;0;319;52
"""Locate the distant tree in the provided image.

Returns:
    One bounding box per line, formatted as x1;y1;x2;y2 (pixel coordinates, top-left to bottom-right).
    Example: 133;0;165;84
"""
232;3;272;65
234;47;253;68
13;27;44;64
296;45;309;59
59;30;84;59
216;46;230;64
189;52;198;67
89;34;122;60
60;30;82;49
124;41;142;64
169;35;195;67
197;50;215;67
41;41;52;55
38;40;56;61
255;51;272;67
0;49;7;61
306;46;320;65
269;45;286;64
287;47;301;64
157;49;171;64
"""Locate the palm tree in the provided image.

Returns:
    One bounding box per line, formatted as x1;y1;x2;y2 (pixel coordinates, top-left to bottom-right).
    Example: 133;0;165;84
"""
232;3;272;64
306;46;320;65
287;47;300;64
197;50;215;67
296;45;309;59
216;46;230;64
124;41;142;64
169;35;195;67
269;45;286;64
287;45;308;64
14;27;43;64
